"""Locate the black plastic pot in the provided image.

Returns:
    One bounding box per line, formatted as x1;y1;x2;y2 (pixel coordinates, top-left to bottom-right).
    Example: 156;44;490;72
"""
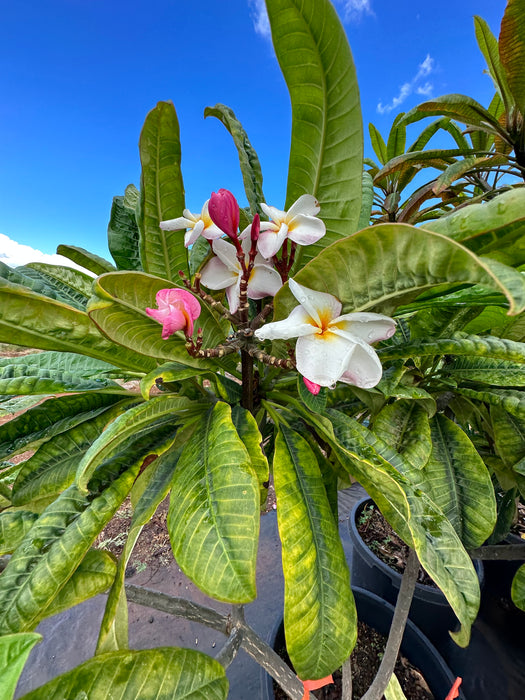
262;586;464;699
349;497;484;651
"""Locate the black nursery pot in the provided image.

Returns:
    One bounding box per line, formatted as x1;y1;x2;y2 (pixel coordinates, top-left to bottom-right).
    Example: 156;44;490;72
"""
262;586;464;699
349;497;484;651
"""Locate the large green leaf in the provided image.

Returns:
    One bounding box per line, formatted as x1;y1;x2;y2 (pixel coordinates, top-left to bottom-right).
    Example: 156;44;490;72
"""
0;261;61;301
457;387;525;419
12;399;136;507
273;224;525;320
168;402;259;603
444;355;525;386
291;402;479;646
56;244;116;276
0;362;126;396
358;170;374;230
204;103;265;215
138;101;189;280
0;633;41;700
410;415;496;549
266;0;363;267
0;511;39;554
474;15;513;112
0;454;140;634
97;441;183;654
372;400;432;470
18;648;228;700
41;549;116;619
140;361;210;399
0;279;151;372
88;271;230;369
401;94;503;133
491;405;525;467
499;0;525;115
511;563;525;611
107;185;143;271
422;188;525;249
274;425;356;680
0;393;122;461
21;263;93;308
75;395;195;492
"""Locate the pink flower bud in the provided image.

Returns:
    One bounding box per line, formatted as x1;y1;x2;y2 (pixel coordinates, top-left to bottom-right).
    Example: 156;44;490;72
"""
146;288;201;339
251;213;260;242
303;377;321;395
208;189;240;239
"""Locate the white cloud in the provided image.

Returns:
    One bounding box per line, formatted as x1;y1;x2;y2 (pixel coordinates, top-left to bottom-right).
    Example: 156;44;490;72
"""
248;0;271;39
0;233;93;274
377;54;435;114
337;0;374;23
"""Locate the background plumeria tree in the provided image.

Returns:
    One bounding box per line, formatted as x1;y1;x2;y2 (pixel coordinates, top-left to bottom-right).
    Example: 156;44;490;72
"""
1;1;525;699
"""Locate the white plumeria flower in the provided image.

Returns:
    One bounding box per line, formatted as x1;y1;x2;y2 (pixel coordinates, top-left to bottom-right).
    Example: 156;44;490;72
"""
253;194;326;259
254;279;396;389
200;237;282;314
159;200;223;248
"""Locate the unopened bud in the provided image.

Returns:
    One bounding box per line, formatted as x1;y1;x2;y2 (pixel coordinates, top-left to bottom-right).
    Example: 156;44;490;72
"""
251;213;260;242
208;189;240;240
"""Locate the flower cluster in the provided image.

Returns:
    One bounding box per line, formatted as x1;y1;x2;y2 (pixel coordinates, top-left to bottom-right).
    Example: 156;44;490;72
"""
146;188;395;393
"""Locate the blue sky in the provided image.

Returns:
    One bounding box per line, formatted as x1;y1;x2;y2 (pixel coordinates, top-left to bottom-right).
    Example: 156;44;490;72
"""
0;0;507;264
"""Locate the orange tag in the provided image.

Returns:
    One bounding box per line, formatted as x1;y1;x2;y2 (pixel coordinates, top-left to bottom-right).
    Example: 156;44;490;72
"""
301;675;334;699
445;677;462;700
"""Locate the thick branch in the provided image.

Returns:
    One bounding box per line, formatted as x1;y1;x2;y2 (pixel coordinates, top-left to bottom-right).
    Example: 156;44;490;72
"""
215;627;243;668
361;548;419;700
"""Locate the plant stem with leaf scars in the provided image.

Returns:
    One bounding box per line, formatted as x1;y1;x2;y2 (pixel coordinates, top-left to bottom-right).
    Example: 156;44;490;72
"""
241;348;254;413
342;656;352;700
360;548;419;700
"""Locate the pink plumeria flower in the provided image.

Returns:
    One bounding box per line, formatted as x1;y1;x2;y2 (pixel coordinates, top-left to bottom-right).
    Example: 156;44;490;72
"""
200;237;282;314
254;194;326;259
159;201;223;248
254;279;396;389
146;288;201;339
208;189;240;240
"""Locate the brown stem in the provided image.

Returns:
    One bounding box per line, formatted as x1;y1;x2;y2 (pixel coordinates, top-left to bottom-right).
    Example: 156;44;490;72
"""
241;348;254;412
468;543;525;560
361;548;419;700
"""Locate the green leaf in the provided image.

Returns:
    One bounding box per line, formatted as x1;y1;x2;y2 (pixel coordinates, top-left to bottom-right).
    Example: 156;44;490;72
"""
369;123;388;164
75;395;194;492
491;405;525;467
266;0;363;267
302;405;479;646
23;263;93;305
168;402;259;603
0;455;140;634
422;188;525;248
56;244;116;276
231;405;269;505
444;355;525;386
0;279;151;373
357;170;374;230
273;224;525;321
140;361;209;400
41;549;116;619
0;633;41;700
274;425;356;679
0;393;122;461
138;101;189;280
12;400;136;507
0;261;61;301
0;511;39;554
432;155;479;195
474;15;513;112
18;648;228;700
373;400;431;470
511;563;525;611
402;94;502;133
87;271;229;370
97;441;182;653
0;362;125;396
107;187;143;271
386;113;407;162
385;673;409;700
457;387;525;419
204;103;265;215
413;415;496;548
499;0;525;114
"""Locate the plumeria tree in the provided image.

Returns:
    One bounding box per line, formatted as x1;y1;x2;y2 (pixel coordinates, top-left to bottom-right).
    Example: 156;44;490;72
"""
1;1;525;700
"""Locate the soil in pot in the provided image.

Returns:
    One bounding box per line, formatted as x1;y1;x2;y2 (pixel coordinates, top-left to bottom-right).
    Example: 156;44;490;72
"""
356;502;433;585
273;620;433;700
